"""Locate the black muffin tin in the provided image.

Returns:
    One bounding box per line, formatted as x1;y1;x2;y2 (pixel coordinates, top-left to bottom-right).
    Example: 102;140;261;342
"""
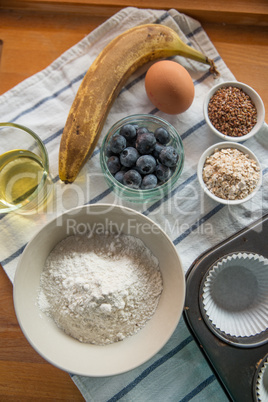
183;213;268;402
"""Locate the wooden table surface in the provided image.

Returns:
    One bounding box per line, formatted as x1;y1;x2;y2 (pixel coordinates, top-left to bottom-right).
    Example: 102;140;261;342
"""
0;1;268;400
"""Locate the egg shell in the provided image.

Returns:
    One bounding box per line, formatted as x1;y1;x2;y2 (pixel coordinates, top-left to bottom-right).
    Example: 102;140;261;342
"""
145;60;195;114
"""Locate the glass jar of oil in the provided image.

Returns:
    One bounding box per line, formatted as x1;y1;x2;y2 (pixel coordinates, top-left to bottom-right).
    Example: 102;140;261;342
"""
0;123;53;214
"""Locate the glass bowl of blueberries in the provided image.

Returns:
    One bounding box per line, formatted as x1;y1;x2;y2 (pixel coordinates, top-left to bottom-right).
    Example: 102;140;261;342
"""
100;114;184;202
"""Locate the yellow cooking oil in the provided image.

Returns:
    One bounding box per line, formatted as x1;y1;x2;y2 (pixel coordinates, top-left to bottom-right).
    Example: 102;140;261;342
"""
0;149;46;208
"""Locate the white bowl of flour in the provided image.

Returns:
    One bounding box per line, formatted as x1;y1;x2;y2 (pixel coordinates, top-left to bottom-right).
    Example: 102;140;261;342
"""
13;204;185;376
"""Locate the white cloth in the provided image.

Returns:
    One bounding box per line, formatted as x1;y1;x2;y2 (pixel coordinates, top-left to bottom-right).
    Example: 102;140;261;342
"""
1;6;267;402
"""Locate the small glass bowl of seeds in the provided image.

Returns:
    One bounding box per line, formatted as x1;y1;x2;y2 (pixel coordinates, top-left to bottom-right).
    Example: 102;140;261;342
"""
197;142;262;205
203;81;265;142
100;114;184;203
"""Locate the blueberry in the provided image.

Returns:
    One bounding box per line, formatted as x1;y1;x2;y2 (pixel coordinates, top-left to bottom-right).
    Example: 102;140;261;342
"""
119;124;137;140
123;169;142;189
114;170;125;184
136;126;148;136
155;163;172;182
141;174;158;189
136;155;156;174
126;137;137;148
136;132;156;154
159;146;179;167
109;134;126;154
107;156;121;174
105;142;115;157
154;127;171;145
153;142;165;159
120;147;139;167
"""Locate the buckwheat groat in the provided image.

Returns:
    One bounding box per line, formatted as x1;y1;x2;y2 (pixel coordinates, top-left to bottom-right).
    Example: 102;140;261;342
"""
208;86;257;137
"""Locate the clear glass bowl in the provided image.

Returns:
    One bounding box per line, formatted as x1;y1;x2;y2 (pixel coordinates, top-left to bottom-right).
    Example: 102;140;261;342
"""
0;122;53;214
100;114;184;203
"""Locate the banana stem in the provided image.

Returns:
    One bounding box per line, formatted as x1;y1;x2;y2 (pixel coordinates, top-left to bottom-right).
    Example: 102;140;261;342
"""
178;42;220;76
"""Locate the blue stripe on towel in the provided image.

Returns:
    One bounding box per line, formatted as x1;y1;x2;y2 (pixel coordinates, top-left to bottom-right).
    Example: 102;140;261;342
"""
1;244;27;266
107;335;193;402
86;188;113;204
43;128;63;144
180;374;216;402
10;73;86;124
174;204;225;245
181;120;206;140
143;173;197;216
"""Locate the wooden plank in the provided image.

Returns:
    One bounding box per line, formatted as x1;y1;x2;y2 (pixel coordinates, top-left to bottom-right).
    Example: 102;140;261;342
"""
0;8;267;109
0;10;105;93
201;22;268;112
1;0;268;25
0;3;267;400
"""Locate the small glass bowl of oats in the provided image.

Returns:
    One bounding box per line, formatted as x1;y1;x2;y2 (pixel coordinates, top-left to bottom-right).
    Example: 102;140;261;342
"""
197;142;262;205
203;81;265;142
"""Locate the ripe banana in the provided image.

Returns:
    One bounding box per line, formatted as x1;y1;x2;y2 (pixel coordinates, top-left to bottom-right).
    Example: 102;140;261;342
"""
59;23;218;183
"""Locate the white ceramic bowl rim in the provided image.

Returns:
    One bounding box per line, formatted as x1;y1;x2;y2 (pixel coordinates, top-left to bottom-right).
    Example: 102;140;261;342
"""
197;141;262;205
13;203;185;377
203;81;265;142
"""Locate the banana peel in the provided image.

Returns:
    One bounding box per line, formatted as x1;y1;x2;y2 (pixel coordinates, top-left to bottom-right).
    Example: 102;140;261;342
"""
59;24;219;183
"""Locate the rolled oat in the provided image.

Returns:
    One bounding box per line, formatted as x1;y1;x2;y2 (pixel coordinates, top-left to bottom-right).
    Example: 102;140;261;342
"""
208;86;257;137
203;148;260;200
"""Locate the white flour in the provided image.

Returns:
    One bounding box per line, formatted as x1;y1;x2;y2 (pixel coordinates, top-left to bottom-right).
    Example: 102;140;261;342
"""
37;232;163;345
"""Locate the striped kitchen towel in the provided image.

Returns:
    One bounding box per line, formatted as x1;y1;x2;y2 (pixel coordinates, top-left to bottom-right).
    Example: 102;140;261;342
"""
1;6;267;402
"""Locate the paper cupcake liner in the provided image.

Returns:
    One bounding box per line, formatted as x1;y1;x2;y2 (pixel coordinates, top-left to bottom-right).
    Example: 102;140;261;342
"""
255;354;268;402
201;252;268;339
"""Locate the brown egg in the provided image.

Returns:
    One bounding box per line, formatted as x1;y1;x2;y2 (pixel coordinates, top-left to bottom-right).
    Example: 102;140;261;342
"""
145;60;195;114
